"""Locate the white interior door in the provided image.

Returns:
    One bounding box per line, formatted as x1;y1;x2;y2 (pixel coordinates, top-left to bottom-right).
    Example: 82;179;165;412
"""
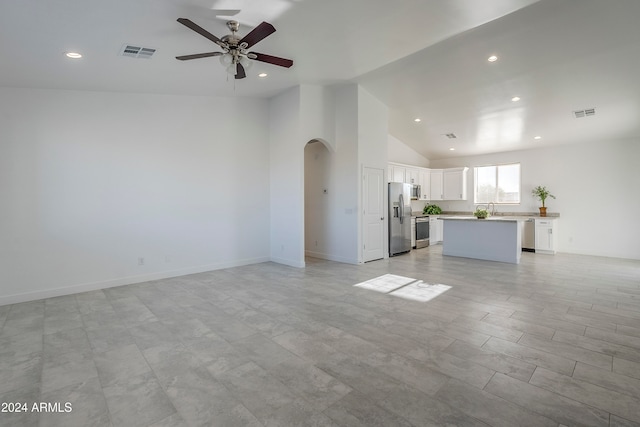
363;167;385;262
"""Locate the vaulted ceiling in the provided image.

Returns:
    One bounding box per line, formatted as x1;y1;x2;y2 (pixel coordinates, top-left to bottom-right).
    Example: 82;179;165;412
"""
2;0;639;159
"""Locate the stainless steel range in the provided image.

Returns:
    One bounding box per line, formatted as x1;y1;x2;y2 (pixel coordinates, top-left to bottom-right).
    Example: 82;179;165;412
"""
415;215;430;248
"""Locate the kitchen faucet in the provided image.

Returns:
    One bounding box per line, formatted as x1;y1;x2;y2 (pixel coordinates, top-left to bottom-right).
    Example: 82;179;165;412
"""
487;202;496;215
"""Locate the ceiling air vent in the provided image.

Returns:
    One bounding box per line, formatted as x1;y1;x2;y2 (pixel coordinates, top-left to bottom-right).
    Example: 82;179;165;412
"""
120;45;156;59
444;133;457;139
573;108;596;118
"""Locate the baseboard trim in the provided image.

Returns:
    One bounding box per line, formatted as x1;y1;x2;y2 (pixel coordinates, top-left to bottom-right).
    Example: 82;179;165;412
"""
304;250;359;265
0;256;270;306
270;256;305;268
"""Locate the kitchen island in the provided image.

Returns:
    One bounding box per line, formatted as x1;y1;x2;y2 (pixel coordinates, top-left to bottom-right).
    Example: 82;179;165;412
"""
440;216;523;264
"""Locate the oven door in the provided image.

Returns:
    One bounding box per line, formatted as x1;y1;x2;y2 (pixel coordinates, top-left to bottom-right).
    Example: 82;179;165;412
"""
415;216;430;248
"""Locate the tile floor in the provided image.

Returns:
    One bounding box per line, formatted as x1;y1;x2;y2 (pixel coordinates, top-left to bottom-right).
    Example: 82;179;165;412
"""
1;246;640;426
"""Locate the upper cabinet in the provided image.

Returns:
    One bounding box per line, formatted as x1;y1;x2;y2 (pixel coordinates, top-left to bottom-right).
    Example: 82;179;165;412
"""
407;168;420;185
430;169;443;201
443;167;468;200
419;169;430;200
388;164;420;186
389;164;406;183
388;163;468;201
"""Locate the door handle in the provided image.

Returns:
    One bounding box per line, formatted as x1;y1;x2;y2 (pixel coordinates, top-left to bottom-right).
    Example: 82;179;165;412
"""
380;217;384;220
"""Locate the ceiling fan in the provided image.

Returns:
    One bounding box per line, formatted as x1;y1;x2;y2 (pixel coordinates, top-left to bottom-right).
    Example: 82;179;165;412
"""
175;18;293;79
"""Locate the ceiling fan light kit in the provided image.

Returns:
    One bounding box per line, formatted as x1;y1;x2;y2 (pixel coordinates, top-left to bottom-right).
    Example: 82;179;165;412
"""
176;18;293;80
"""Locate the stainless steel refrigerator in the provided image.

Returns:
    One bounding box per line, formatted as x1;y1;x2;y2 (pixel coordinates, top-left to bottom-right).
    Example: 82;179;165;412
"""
389;182;412;256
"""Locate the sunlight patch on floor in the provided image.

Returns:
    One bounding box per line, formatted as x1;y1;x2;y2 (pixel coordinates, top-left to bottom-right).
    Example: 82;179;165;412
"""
390;282;452;302
354;274;451;302
353;274;416;293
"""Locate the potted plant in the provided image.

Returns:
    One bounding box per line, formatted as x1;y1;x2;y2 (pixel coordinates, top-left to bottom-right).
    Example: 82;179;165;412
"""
423;204;442;215
531;185;555;217
474;208;489;219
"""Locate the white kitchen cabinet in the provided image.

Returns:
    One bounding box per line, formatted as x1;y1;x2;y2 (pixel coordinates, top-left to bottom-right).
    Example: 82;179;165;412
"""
430;216;443;244
420;169;430;200
390;165;406;183
411;217;416;248
407;168;420;185
535;218;557;254
430;170;443;200
388;163;468;201
443;167;468;200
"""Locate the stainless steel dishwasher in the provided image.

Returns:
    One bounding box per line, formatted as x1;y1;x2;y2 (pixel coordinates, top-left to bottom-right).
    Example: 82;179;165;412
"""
522;218;535;252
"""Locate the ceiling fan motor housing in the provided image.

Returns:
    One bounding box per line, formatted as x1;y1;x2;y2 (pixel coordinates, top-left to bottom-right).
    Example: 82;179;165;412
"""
222;34;240;49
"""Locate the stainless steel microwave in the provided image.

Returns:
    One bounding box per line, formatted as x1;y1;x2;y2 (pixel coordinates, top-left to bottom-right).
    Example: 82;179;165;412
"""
411;184;421;200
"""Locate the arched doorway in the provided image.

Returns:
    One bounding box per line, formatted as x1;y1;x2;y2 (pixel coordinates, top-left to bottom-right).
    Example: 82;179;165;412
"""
304;139;332;260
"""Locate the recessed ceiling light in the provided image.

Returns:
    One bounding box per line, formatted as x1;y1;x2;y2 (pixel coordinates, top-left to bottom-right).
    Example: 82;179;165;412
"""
449;148;455;151
414;118;421;123
511;96;521;102
258;73;267;77
65;52;82;59
534;136;542;140
488;55;498;62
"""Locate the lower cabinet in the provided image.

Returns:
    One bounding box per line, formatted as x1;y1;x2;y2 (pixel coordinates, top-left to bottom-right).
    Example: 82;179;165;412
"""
535;218;557;254
430;217;443;244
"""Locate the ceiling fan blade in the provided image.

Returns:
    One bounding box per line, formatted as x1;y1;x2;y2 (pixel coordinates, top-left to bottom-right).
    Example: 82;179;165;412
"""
239;22;276;48
250;52;293;68
177;18;225;48
175;52;223;61
235;63;247;79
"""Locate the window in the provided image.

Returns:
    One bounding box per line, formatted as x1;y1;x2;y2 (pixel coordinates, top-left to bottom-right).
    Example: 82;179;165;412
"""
474;163;520;204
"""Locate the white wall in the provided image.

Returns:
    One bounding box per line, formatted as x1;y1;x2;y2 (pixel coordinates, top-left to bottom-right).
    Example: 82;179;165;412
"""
268;86;305;268
324;84;360;263
388;134;430;167
430;139;640;260
303;85;392;264
302;85;390;264
300;85;336;152
357;87;390;261
0;87;271;305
